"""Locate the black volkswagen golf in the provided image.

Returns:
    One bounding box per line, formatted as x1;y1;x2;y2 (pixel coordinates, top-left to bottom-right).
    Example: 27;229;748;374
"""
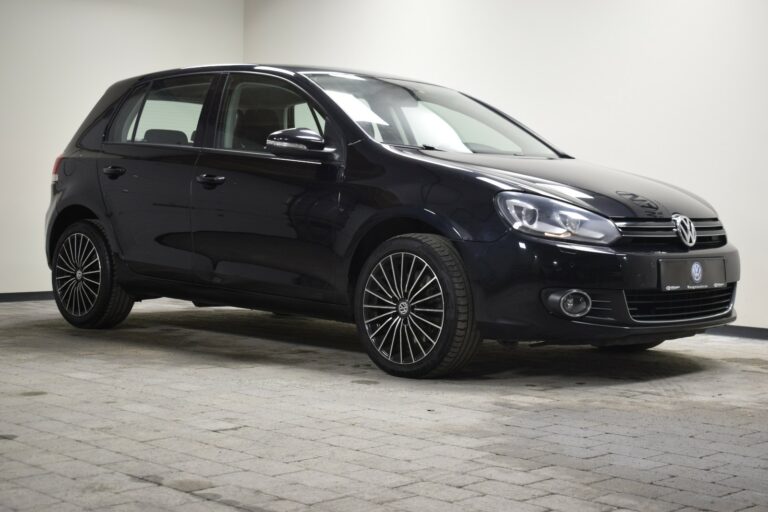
46;65;740;377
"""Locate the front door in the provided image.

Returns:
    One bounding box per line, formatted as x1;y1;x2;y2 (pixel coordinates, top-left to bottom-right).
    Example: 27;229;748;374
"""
190;72;346;302
98;74;215;281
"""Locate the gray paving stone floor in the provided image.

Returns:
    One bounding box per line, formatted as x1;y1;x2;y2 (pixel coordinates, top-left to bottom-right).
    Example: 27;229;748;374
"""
0;298;767;511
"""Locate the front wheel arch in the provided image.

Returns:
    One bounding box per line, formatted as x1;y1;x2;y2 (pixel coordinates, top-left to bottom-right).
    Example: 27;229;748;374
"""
346;215;464;301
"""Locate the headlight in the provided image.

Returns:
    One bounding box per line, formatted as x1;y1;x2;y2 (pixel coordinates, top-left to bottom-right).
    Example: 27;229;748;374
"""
495;191;620;245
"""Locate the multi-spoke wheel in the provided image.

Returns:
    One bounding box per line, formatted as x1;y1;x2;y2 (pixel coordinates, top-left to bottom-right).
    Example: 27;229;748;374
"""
355;234;481;378
362;252;445;365
52;221;134;329
55;232;102;317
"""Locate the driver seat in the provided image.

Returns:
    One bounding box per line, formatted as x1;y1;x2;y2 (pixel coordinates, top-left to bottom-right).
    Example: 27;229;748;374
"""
234;109;282;150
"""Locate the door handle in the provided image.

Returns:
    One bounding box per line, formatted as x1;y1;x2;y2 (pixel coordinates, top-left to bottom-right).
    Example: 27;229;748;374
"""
196;173;226;188
102;166;127;179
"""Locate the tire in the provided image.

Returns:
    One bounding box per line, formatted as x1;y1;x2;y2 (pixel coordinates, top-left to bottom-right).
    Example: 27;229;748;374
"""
595;340;665;352
52;220;134;329
354;234;481;378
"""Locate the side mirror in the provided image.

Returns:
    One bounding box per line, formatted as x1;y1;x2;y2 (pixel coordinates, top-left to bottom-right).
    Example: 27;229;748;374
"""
266;128;335;161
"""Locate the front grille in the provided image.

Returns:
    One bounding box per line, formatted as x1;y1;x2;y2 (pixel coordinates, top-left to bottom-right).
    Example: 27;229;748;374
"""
625;284;735;322
614;218;726;249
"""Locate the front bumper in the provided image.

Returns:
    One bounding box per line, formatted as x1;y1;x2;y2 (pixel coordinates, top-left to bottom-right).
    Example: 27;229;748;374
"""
454;233;740;343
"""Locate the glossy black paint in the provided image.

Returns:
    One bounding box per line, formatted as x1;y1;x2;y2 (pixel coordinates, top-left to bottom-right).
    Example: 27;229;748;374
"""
46;64;740;342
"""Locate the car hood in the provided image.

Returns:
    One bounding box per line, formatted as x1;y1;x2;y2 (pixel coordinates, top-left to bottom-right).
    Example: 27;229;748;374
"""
418;151;717;219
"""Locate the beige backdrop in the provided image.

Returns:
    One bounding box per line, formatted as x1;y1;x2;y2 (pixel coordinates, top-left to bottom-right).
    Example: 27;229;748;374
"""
243;0;767;327
0;0;244;291
1;0;766;328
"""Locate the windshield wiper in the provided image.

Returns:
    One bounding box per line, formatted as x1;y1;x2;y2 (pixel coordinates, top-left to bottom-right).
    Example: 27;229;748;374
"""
388;143;445;152
472;149;525;156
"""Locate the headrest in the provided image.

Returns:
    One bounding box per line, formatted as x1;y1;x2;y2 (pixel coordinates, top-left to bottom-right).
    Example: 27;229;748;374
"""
241;109;280;127
144;129;188;145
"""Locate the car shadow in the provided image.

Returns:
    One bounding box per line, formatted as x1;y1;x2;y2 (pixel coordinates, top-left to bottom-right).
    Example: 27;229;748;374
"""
14;306;713;385
458;342;711;383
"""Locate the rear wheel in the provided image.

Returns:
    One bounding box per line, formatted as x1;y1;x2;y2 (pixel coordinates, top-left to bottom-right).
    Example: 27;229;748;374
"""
355;234;481;378
52;221;133;329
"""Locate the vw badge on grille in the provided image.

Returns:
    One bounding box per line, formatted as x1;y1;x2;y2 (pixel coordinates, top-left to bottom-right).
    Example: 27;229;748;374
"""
691;261;703;283
672;214;697;247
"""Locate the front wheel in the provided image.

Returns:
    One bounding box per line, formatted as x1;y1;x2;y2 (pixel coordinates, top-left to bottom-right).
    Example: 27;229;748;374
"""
354;234;481;378
52;221;134;329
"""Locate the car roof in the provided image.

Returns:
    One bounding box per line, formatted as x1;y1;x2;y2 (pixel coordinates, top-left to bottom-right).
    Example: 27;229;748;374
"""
130;64;433;86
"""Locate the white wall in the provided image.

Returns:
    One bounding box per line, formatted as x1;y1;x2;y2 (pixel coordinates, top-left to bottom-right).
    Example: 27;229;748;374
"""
0;0;243;293
1;0;766;329
244;0;768;328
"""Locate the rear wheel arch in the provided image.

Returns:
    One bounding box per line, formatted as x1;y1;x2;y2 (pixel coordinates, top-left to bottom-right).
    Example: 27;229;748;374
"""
48;205;101;263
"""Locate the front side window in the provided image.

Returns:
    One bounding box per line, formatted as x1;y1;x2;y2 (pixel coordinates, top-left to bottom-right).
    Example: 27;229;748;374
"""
109;74;213;145
305;72;557;158
217;73;325;152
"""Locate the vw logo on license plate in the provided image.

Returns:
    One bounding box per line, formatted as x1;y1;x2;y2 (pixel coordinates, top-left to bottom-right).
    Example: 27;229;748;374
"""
691;261;703;283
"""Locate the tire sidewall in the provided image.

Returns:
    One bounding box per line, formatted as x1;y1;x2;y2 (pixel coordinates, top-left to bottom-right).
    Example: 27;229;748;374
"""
354;236;463;377
52;221;115;328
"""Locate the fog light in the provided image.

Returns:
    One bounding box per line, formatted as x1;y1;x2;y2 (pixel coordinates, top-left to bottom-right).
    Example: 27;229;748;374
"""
545;289;592;318
560;290;591;318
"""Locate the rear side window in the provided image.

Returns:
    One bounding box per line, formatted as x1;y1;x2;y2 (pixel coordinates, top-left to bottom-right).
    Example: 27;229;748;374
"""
108;85;148;143
108;74;213;145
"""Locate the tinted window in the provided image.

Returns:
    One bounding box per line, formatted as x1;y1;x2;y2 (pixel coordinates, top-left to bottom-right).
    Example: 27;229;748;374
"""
108;85;148;143
110;75;213;146
217;74;325;152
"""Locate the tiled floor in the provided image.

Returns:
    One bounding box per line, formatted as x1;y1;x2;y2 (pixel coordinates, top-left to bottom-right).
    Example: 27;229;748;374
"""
0;298;766;511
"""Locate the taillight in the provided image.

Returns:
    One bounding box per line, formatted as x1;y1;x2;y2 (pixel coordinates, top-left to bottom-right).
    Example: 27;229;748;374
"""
52;155;64;182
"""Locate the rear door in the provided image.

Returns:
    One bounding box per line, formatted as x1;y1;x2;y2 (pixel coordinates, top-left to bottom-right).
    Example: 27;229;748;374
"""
99;73;216;281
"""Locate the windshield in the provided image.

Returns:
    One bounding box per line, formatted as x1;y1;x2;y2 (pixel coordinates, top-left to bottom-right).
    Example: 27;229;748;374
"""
305;72;557;158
